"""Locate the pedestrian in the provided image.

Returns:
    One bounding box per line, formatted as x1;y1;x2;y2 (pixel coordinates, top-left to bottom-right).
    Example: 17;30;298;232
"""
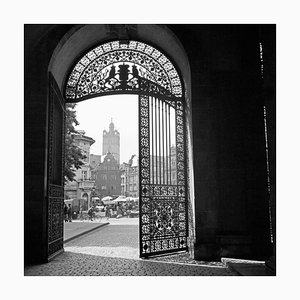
105;205;110;220
67;204;72;222
88;206;94;221
64;204;68;222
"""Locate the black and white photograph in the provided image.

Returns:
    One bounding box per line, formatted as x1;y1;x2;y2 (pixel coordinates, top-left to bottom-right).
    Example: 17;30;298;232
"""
23;22;276;277
1;0;299;299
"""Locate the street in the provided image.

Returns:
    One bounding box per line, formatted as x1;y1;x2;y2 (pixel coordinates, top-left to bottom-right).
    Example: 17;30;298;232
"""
25;217;236;276
65;217;140;259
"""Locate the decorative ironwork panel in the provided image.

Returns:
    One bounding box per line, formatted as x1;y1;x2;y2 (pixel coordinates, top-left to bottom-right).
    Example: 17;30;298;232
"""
139;95;188;257
47;75;65;259
48;185;64;257
65;40;182;101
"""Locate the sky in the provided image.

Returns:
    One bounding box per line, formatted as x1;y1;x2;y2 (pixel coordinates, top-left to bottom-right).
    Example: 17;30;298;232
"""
75;94;138;164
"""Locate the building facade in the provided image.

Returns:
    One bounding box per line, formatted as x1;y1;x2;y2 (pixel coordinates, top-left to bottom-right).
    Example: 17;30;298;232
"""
90;154;102;170
95;152;121;199
121;155;139;197
90;153;102;182
64;130;96;210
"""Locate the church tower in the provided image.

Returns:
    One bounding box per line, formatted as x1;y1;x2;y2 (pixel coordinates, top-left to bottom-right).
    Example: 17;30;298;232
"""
102;119;120;164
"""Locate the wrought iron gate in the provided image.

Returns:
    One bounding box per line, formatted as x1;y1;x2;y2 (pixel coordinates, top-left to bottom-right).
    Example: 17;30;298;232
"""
63;40;188;258
139;94;188;257
47;74;65;260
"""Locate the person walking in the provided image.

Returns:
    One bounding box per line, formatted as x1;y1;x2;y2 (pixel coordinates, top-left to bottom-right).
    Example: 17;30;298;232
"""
105;205;110;220
88;206;94;221
64;204;68;222
67;204;72;222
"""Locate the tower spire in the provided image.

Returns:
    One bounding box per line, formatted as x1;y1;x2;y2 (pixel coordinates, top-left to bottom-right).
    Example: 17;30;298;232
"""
109;118;114;132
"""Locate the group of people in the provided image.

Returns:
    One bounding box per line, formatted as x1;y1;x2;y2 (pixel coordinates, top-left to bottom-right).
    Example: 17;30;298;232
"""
114;202;138;218
64;203;72;222
63;201;139;222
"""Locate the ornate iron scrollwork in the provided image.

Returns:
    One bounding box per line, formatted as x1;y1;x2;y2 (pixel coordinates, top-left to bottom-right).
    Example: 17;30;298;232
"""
65;41;182;101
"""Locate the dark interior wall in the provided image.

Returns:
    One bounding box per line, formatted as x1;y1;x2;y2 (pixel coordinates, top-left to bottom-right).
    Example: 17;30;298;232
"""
169;25;274;260
24;25;73;264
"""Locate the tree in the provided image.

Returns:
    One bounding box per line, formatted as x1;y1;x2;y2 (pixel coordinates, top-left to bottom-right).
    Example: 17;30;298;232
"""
64;103;86;182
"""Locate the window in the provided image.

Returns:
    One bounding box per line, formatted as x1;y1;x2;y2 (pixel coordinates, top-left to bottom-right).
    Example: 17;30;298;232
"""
103;175;107;180
101;186;106;190
82;170;87;180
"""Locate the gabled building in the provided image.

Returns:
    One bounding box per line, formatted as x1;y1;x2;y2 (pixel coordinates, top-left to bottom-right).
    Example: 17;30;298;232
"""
95;152;121;199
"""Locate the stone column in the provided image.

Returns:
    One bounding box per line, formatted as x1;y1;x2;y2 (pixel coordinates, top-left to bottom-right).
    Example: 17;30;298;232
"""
191;26;272;260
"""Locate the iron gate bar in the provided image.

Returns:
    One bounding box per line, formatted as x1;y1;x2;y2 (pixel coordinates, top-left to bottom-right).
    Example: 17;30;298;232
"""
162;100;165;184
151;96;154;184
67;89;179;104
168;104;171;184
154;98;158;184
165;101;168;185
158;98;161;185
182;100;189;241
138;94;142;257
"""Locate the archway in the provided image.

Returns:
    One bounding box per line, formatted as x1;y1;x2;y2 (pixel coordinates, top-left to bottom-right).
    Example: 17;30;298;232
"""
47;26;194;261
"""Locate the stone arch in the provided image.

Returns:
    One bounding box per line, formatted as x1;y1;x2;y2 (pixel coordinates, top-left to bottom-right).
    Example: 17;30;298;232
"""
47;24;194;260
49;25;191;103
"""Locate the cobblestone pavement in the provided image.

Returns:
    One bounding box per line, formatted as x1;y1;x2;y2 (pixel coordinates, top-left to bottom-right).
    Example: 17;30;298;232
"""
24;217;236;276
24;251;236;276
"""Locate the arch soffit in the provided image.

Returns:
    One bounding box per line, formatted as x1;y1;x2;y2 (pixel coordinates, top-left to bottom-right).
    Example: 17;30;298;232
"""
49;25;191;102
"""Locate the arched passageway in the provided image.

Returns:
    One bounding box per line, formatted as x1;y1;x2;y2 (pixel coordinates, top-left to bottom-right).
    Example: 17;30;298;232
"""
56;38;191;259
25;25;194;263
25;24;275;268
